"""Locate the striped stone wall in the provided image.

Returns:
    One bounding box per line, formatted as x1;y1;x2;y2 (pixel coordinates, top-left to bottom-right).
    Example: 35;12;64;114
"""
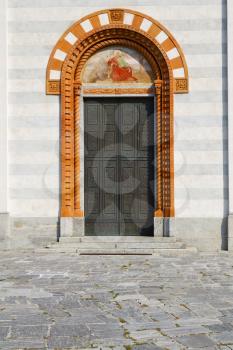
8;0;227;221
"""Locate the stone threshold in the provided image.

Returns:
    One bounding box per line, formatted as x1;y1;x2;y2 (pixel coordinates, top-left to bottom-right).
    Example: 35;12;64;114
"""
44;236;198;256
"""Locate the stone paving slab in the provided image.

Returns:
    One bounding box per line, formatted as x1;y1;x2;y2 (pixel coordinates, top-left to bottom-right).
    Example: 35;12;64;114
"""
0;252;233;349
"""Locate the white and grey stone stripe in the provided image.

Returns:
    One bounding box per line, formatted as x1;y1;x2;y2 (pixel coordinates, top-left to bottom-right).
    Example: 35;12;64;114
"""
8;0;227;7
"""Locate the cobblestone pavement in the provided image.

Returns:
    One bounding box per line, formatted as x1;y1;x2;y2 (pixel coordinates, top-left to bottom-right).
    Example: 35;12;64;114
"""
1;252;233;349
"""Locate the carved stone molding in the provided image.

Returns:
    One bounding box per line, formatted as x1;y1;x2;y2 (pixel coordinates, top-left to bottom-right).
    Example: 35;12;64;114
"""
74;81;82;96
46;8;189;95
47;80;60;94
110;9;124;23
74;33;161;82
83;88;154;95
154;80;162;217
58;28;175;218
174;78;188;93
45;9;191;218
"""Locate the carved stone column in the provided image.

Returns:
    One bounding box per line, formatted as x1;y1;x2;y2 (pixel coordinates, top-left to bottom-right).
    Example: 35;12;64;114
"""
74;81;83;216
73;82;84;236
60;82;85;238
154;81;163;236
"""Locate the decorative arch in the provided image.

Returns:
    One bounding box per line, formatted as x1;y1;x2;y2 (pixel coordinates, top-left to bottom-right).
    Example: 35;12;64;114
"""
46;8;189;221
46;8;188;94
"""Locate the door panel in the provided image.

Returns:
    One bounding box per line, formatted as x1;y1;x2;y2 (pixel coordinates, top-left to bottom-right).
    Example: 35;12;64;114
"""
102;103;118;157
120;102;137;158
84;97;154;236
102;158;118;220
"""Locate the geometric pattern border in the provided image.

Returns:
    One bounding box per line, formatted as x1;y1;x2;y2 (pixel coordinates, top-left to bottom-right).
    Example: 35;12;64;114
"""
46;8;189;95
59;29;176;217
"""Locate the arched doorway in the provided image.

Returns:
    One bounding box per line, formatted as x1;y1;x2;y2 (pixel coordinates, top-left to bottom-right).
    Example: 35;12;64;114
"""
46;9;189;237
83;45;157;236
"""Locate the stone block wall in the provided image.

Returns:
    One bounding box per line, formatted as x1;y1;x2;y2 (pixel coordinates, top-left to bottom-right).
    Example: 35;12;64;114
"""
5;0;227;249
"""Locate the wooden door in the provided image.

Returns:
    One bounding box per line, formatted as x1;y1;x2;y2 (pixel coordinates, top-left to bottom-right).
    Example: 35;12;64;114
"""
84;97;154;236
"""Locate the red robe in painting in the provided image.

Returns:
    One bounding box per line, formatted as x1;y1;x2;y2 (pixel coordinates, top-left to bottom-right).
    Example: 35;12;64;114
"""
107;56;137;82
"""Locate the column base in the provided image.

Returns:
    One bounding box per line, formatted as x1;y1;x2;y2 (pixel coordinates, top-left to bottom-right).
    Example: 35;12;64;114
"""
154;217;163;237
60;217;85;238
73;217;85;237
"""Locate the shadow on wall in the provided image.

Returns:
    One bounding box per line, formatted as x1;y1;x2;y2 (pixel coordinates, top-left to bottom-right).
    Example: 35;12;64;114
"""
221;218;228;250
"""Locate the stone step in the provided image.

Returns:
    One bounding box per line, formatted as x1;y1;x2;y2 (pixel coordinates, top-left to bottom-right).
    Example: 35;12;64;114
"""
78;248;154;255
40;246;197;256
152;247;198;256
42;236;197;256
41;247;153;254
78;247;194;254
53;241;184;249
59;236;177;243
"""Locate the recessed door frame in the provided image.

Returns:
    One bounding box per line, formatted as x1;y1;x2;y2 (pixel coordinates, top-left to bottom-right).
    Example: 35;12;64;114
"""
46;9;190;230
83;95;156;236
60;34;171;220
75;85;163;223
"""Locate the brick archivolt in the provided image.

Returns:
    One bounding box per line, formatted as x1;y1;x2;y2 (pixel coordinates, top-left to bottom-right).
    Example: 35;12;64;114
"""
45;8;190;218
46;8;188;94
60;30;174;217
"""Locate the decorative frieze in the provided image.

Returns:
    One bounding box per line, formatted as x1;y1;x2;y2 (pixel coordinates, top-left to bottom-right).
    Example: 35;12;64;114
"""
46;9;190;218
46;9;189;96
47;80;60;95
110;9;124;23
174;78;188;93
83;88;154;95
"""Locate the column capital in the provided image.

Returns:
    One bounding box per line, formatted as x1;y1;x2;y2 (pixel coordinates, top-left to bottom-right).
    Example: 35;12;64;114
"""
74;81;82;96
154;80;162;95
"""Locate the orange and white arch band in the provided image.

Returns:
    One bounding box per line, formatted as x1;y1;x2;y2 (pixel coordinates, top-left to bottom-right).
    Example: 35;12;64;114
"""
46;8;188;95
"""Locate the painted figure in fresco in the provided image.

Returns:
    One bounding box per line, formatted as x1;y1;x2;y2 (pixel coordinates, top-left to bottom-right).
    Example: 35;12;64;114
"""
107;51;138;82
84;57;109;83
82;47;154;84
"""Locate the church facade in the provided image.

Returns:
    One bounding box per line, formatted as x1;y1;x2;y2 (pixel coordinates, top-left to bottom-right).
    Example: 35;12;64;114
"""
0;0;232;252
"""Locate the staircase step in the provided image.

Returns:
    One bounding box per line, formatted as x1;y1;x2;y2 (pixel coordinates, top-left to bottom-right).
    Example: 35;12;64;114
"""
59;236;177;243
79;248;154;255
52;242;184;249
41;236;197;256
153;247;198;256
41;246;153;254
40;246;197;256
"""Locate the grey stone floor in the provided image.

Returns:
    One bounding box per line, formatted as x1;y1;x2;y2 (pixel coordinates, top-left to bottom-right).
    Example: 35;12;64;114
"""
1;252;233;349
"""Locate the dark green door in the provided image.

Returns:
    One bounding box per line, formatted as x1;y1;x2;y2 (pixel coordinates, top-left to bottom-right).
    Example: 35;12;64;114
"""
84;97;154;236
